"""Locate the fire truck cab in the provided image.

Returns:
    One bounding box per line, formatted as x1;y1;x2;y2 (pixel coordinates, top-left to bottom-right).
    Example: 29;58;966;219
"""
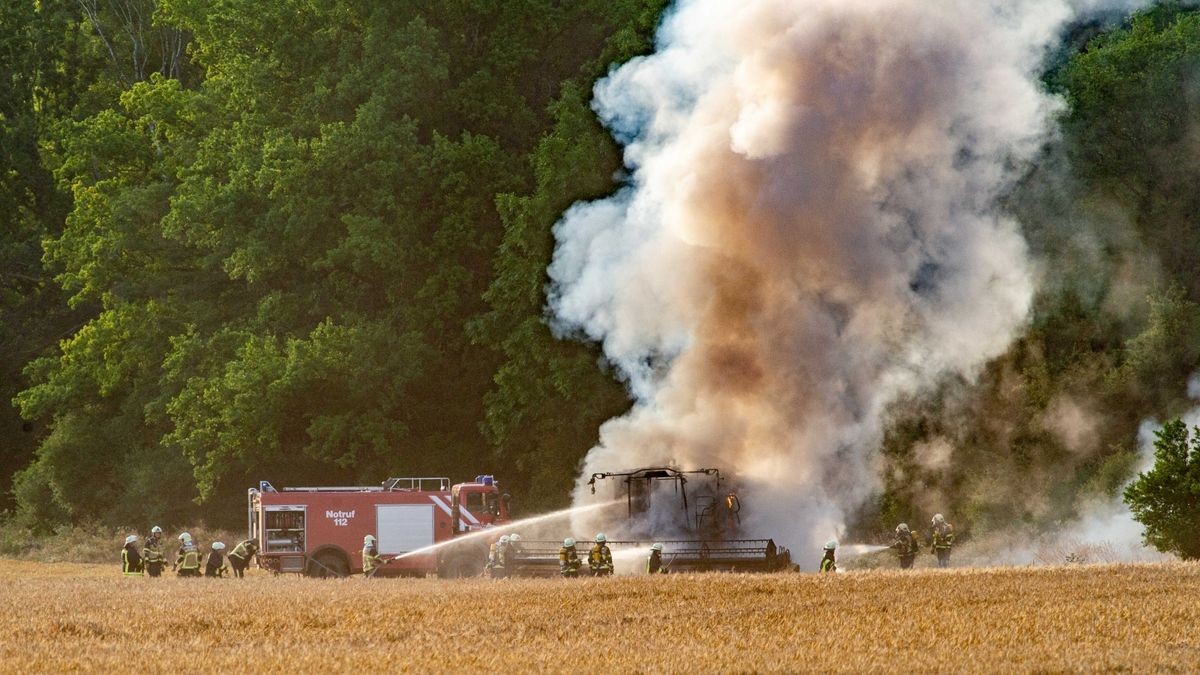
247;475;509;578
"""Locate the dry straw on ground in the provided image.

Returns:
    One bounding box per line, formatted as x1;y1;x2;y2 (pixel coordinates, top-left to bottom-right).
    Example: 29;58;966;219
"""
1;559;1197;673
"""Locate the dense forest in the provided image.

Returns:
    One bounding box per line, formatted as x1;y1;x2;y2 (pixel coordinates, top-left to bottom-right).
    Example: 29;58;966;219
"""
3;0;1200;536
0;0;666;527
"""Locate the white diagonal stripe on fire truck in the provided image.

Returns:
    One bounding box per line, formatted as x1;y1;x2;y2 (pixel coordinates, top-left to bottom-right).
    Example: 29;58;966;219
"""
428;495;452;516
428;495;473;531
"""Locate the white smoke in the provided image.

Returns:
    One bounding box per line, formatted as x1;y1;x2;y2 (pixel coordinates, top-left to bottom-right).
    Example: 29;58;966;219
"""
551;0;1148;550
1025;374;1200;564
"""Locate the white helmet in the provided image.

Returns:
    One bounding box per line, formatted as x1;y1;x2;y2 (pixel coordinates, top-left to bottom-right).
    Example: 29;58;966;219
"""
212;542;225;551
563;538;576;548
651;543;664;552
933;513;945;525
150;526;163;535
824;539;838;551
125;534;138;545
178;532;191;542
509;534;521;543
897;523;909;533
364;534;376;544
595;533;606;543
499;535;510;544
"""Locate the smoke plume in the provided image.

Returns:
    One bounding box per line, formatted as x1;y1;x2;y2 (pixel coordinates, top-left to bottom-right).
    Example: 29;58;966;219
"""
552;0;1147;549
966;390;1200;567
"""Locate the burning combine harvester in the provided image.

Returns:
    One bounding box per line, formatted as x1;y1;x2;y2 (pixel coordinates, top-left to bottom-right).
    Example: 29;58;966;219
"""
506;467;796;576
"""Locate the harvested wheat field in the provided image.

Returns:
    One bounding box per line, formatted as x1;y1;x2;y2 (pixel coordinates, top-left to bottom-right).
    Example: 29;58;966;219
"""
2;559;1198;673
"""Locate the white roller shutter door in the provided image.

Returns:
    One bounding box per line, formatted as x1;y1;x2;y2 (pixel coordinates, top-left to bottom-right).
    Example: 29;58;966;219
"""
376;504;435;555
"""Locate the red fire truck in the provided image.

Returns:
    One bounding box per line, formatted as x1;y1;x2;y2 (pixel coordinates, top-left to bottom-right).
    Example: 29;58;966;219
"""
247;475;510;577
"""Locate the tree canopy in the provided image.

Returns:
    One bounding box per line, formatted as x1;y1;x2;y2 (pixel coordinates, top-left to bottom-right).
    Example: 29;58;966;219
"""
2;0;665;527
1124;419;1200;559
4;1;1200;541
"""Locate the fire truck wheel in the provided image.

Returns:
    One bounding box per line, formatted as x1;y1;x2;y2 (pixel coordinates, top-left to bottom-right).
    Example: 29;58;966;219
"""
307;550;349;578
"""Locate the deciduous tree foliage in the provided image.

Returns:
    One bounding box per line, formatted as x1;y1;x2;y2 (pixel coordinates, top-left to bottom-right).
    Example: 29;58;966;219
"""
4;0;665;527
7;1;1200;539
1124;419;1200;559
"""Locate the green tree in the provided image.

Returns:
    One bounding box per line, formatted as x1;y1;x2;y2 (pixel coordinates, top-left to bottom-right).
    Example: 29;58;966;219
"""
1124;419;1200;559
0;1;110;514
11;0;670;527
1060;5;1200;298
472;1;670;509
1108;285;1200;412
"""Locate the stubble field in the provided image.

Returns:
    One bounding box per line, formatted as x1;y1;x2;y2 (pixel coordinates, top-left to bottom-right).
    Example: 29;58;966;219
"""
1;559;1197;673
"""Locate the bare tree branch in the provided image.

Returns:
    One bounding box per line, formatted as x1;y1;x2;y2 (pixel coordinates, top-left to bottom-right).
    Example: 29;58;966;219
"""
77;0;131;89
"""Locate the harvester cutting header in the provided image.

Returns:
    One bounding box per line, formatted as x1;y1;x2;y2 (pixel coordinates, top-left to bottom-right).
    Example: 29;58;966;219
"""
506;466;794;575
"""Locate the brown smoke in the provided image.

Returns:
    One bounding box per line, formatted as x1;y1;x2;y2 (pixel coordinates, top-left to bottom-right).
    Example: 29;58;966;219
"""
551;0;1149;548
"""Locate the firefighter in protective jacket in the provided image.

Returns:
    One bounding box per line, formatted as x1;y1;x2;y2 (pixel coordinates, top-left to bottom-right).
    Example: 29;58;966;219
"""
589;533;613;576
647;543;667;574
819;539;837;573
487;534;510;579
891;523;919;569
122;535;143;576
559;538;581;577
362;534;385;577
930;514;955;568
205;542;228;577
174;533;201;577
142;526;166;577
228;539;258;578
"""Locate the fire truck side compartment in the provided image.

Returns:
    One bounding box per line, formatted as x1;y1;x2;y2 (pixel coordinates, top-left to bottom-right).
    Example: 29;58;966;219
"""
376;504;435;555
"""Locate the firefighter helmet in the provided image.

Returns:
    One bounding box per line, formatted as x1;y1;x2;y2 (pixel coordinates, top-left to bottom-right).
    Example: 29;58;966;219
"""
651;543;664;552
897;523;909;533
364;534;376;544
178;532;191;542
125;534;137;545
563;538;576;548
824;539;838;551
151;525;163;535
212;541;225;551
933;513;945;525
595;533;606;543
499;535;510;544
509;534;521;543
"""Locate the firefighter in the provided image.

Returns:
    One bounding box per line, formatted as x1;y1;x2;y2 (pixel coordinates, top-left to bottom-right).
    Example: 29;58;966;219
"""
122;535;143;577
505;534;524;573
647;542;667;574
819;539;837;573
891;523;919;569
487;534;510;579
724;490;741;532
559;538;581;577
486;534;505;568
174;533;201;577
930;513;955;568
362;534;385;578
228;539;258;578
588;533;613;577
142;526;166;577
205;542;228;577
